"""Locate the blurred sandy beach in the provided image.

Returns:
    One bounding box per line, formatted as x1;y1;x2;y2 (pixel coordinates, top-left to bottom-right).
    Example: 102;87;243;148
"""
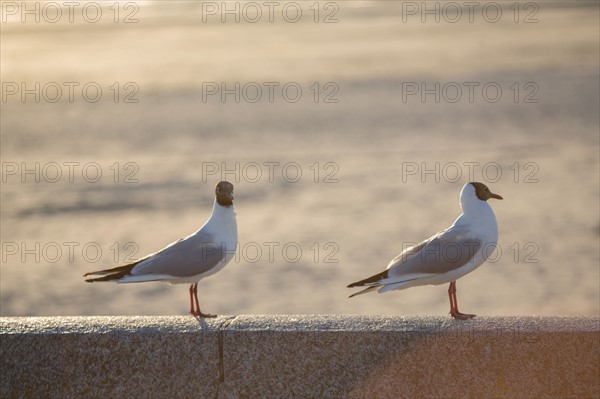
1;1;598;317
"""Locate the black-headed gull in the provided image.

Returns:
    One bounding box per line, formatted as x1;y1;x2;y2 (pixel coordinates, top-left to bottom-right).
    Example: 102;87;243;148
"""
84;181;238;318
348;182;502;320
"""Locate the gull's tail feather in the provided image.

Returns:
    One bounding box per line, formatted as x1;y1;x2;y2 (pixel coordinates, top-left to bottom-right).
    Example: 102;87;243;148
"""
347;269;389;298
347;269;389;288
348;286;379;298
84;261;142;282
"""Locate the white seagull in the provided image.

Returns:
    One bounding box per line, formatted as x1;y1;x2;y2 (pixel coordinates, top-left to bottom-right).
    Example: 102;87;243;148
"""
348;182;502;320
84;181;238;318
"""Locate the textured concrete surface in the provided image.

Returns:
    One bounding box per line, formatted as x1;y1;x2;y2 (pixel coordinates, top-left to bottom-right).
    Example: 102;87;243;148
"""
1;316;599;399
0;316;233;399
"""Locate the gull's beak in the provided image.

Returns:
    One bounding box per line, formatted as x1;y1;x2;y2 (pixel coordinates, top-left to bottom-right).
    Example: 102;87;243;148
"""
490;193;503;200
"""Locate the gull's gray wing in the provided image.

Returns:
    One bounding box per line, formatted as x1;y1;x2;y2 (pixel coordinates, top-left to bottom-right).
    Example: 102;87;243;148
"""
387;227;482;278
131;231;227;278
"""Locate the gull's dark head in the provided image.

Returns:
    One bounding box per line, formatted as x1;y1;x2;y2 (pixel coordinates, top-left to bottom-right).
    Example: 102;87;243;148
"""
215;181;234;206
470;182;503;201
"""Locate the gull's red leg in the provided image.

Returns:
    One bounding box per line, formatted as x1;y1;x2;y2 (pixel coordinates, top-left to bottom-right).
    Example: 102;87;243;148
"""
189;284;199;316
448;281;457;314
193;283;217;318
449;281;475;320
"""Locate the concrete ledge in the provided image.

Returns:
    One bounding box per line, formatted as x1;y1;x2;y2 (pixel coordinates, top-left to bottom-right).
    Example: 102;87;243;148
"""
1;316;599;398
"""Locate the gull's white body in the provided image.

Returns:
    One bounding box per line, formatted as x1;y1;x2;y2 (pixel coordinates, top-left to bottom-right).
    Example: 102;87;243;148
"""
351;183;499;295
84;180;238;317
115;200;237;285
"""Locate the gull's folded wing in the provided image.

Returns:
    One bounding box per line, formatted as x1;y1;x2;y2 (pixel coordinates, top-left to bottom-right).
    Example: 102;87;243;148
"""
386;227;482;279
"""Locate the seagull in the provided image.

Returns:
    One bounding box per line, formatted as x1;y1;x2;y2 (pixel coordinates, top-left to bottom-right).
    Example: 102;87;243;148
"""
348;182;502;320
84;181;238;318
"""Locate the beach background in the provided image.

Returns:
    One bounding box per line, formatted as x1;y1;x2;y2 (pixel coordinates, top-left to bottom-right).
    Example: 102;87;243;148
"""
1;1;598;317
